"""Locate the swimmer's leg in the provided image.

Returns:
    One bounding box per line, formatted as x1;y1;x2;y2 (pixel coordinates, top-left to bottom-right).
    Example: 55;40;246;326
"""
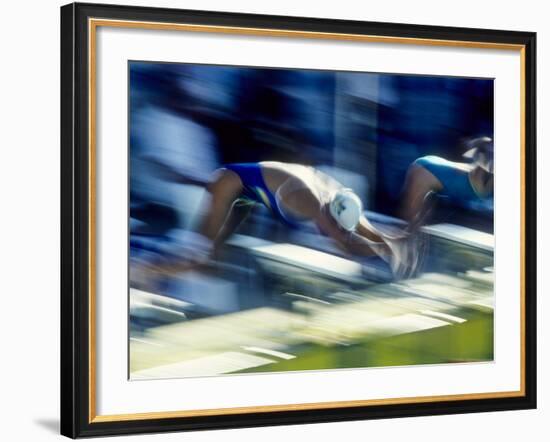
137;169;245;283
399;163;442;223
213;200;253;251
405;190;439;234
197;168;246;243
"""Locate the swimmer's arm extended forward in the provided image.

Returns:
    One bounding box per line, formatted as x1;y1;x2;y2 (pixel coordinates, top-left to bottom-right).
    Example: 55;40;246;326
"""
314;211;391;258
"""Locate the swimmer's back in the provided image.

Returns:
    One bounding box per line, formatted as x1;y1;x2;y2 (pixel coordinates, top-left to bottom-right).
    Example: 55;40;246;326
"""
413;155;481;205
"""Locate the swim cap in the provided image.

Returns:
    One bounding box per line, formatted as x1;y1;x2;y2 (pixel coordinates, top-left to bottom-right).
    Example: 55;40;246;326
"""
463;136;494;173
329;189;363;231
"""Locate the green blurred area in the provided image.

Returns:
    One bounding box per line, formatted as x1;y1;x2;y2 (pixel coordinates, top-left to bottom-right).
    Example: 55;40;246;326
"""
236;310;493;374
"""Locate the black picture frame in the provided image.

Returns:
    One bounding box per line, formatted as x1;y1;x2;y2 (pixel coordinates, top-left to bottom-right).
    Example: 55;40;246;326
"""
61;2;536;438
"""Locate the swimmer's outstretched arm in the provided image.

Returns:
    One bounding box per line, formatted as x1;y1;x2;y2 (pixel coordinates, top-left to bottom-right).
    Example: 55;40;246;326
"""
314;212;391;258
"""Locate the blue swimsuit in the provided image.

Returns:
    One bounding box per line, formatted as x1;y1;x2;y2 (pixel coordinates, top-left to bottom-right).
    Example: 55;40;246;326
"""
224;163;301;227
414;155;492;207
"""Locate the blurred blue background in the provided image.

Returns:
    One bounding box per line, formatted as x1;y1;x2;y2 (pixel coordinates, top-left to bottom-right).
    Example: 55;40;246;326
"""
130;62;494;236
128;62;494;378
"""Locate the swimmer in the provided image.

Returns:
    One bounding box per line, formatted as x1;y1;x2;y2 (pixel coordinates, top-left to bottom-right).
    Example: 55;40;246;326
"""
400;137;494;228
159;161;421;280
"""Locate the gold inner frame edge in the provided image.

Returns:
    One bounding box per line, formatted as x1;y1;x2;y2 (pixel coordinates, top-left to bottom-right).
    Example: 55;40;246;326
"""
87;17;527;423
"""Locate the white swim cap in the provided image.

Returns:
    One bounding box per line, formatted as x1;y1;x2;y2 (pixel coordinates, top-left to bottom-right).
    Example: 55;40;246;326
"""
463;136;494;173
329;189;363;231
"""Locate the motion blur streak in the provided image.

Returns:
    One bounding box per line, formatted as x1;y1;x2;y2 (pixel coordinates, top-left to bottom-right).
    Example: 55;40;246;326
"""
129;61;494;379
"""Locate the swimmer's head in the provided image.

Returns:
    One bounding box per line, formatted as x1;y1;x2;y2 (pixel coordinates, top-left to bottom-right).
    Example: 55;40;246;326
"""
329;188;363;231
463;136;494;173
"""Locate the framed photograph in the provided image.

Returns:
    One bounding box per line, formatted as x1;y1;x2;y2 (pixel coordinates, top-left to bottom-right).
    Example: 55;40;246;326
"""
60;2;536;438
